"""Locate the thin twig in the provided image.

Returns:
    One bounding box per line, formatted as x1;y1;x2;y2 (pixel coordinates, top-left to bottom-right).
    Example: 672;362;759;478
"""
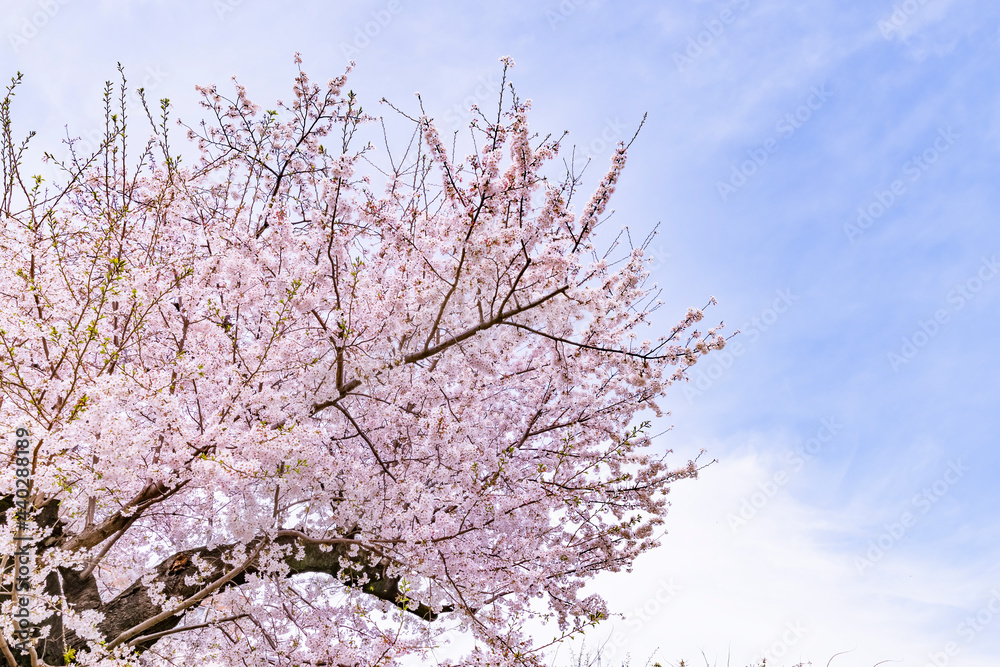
128;614;249;647
333;402;397;482
80;515;138;579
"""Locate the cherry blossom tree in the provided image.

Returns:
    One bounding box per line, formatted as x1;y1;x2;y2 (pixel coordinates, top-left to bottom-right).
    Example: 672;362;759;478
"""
0;58;725;667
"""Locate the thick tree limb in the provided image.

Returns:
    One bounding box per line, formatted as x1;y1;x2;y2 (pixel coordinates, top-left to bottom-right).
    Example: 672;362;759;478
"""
48;532;448;663
104;541;265;650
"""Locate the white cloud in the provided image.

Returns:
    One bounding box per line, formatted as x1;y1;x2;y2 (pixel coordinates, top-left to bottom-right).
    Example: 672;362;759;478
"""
577;450;999;667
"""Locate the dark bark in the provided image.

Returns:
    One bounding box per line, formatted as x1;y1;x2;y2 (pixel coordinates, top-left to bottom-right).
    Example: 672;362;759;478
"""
1;495;447;666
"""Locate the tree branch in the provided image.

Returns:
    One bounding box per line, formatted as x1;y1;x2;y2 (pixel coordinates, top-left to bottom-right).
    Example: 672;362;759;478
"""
105;541;266;651
404;285;568;365
128;614;248;648
66;531;452;661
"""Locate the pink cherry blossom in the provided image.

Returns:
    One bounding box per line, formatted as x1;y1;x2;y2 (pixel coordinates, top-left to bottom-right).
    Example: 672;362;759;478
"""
0;60;725;667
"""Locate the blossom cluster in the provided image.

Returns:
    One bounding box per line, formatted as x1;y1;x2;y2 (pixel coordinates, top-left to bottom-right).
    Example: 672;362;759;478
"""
0;59;724;666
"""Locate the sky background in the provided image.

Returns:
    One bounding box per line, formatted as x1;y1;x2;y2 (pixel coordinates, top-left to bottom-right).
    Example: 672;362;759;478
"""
3;1;999;665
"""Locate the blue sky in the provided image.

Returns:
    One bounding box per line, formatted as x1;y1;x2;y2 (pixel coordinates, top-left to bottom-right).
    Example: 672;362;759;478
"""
3;1;999;665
